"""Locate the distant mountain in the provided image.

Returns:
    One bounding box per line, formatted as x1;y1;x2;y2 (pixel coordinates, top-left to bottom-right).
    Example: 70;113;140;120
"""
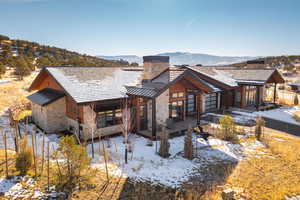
98;52;256;66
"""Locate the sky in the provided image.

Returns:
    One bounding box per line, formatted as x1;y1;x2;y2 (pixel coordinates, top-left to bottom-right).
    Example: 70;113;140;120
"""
0;0;299;57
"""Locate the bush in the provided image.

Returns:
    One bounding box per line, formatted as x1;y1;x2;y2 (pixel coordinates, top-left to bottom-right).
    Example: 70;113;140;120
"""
54;136;90;193
15;136;32;175
218;115;238;143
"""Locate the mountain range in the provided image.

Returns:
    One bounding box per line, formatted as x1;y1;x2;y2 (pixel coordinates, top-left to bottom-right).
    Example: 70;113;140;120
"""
98;52;257;66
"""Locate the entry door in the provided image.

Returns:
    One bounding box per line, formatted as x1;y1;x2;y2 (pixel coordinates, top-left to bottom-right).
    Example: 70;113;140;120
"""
186;94;196;115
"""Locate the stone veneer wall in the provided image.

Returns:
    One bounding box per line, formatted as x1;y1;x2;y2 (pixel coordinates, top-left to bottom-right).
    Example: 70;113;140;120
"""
32;97;67;133
156;89;169;127
147;100;153;131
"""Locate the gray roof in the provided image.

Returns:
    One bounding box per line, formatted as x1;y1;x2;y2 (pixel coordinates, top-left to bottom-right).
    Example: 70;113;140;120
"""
45;67;143;103
27;88;65;106
187;66;238;87
125;86;158;98
187;66;280;86
217;69;276;82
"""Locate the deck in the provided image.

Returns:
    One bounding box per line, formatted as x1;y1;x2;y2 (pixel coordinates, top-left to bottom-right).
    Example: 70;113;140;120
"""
138;117;209;139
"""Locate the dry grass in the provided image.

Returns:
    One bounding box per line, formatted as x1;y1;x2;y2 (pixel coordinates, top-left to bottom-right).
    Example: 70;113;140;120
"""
0;71;36;113
225;129;300;200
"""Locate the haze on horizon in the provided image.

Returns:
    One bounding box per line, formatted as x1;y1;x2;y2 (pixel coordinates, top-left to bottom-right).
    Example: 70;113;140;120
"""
0;0;299;57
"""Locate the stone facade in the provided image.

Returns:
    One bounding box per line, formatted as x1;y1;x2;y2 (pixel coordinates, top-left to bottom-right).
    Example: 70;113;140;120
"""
156;89;169;127
32;97;66;133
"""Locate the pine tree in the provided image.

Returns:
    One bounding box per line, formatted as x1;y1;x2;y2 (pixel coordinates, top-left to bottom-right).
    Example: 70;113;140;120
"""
184;128;194;160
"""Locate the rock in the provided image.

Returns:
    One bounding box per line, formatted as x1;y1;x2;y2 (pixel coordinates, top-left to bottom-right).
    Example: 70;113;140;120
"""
222;188;235;200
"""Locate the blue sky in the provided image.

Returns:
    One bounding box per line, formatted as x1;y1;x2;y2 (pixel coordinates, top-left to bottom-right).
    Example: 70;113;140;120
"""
0;0;299;57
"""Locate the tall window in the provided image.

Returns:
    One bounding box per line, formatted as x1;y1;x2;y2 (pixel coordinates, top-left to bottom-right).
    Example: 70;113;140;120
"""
187;94;196;113
169;100;184;121
245;86;257;105
205;93;217;111
97;109;122;128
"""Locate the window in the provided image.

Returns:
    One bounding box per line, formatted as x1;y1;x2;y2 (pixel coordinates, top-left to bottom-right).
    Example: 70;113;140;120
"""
169;100;184;121
171;92;184;98
245;86;257;105
187;94;196;113
205;93;217;111
96;109;123;128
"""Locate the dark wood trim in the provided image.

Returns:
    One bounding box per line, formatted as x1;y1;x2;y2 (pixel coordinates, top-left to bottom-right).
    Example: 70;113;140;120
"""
151;98;156;139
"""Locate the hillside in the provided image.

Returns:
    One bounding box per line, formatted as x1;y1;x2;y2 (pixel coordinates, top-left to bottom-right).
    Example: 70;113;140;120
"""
0;34;122;79
232;55;300;69
98;52;256;66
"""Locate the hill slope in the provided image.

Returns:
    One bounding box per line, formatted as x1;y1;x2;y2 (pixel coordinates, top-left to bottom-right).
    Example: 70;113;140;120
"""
0;34;121;78
98;52;256;65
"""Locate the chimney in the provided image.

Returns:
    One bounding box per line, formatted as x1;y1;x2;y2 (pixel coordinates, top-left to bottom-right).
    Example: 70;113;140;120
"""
143;56;169;81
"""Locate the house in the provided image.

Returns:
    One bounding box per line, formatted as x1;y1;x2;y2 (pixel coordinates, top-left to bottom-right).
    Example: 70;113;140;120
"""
27;56;284;139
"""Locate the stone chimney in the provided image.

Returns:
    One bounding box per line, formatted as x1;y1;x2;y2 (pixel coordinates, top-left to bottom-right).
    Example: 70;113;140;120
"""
143;56;169;81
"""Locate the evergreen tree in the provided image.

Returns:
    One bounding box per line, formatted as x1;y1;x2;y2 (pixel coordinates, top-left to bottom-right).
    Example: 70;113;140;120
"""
54;136;90;193
14;56;31;80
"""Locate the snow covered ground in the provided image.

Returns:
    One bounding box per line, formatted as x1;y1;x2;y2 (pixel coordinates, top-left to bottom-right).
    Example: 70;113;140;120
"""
0;108;265;193
0;109;60;155
232;106;300;126
87;133;264;188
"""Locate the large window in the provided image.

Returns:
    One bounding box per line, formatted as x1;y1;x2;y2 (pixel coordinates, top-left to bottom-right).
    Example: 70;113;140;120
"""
205;93;217;111
169;100;184;121
245;86;257;105
97;109;122;128
187;94;196;114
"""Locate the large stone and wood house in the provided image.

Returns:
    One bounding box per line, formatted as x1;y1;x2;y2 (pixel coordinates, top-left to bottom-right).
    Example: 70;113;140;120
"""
27;56;284;139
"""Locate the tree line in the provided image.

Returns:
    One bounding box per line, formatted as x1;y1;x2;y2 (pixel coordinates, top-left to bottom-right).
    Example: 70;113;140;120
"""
0;34;124;79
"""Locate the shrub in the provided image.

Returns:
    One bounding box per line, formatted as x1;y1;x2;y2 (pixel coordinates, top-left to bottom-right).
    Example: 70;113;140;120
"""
255;116;265;141
15;136;32;175
218;115;238;143
159;127;170;158
184;128;193;160
54;136;90;193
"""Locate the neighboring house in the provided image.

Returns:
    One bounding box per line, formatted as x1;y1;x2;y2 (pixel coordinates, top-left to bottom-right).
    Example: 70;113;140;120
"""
27;56;284;139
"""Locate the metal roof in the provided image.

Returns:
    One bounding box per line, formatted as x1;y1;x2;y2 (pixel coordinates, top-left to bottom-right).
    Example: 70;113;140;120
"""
45;67;143;103
27;88;65;106
125;86;158;98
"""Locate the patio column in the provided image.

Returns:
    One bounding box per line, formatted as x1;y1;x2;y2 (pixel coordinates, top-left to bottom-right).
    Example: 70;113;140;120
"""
151;98;156;139
273;83;277;103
